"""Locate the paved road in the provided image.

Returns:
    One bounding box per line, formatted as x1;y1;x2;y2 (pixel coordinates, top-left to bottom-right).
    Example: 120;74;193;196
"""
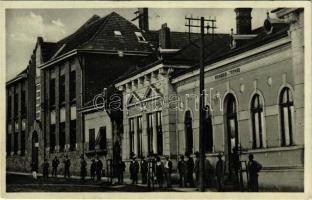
7;173;216;192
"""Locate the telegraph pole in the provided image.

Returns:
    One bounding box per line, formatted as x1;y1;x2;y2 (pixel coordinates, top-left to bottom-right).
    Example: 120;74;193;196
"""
185;16;216;192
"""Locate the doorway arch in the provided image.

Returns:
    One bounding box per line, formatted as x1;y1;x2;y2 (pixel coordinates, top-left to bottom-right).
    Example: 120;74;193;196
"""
224;93;239;182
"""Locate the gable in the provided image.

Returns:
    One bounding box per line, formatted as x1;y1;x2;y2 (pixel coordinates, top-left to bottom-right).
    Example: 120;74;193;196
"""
144;85;162;99
127;92;141;105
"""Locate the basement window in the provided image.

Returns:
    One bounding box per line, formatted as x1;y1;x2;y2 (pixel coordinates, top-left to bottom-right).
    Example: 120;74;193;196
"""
114;30;122;37
135;32;146;42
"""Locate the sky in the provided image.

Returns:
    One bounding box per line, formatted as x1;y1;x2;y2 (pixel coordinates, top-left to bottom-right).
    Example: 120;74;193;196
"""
5;8;276;81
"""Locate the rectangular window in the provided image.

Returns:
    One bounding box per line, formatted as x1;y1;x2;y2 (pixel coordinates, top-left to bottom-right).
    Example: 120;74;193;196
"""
59;75;65;103
135;32;146;42
21;90;26;116
14;132;18;155
70;119;76;151
99;127;107;150
89;129;95;150
7;133;12;155
59;122;65;152
137;116;143;157
69;70;76;101
50;124;56;153
50;78;56;106
7;96;11;118
14;92;18;117
147;113;153;155
156;111;163;155
129;118;135;155
21;131;25;156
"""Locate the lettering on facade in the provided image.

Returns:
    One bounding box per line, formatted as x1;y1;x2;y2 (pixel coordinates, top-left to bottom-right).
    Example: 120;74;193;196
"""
215;67;241;80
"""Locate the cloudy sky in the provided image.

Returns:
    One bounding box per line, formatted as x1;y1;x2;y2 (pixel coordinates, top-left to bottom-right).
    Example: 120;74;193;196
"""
6;8;275;80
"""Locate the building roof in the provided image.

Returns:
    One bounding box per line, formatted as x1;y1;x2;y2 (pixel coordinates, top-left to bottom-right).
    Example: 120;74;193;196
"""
171;22;290;78
49;12;155;61
6;68;28;86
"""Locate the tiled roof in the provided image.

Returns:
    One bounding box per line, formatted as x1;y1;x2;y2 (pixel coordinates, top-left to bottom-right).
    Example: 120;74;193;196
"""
171;22;290;78
51;12;155;60
6;68;28;86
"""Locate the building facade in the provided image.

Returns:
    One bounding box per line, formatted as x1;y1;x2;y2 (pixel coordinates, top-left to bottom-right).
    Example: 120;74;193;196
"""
115;8;304;191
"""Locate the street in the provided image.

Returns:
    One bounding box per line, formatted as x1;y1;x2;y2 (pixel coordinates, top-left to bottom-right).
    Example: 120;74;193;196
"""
6;173;216;192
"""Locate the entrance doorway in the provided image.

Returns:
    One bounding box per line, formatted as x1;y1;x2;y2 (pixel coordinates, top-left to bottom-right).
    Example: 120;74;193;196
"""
32;131;39;170
224;94;239;183
184;110;193;155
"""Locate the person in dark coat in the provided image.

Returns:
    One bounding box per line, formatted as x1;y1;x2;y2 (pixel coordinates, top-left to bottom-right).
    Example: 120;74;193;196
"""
95;156;103;182
129;156;139;184
140;156;148;184
215;153;225;191
51;156;60;177
118;159;125;184
80;155;87;181
42;159;49;180
30;161;38;180
164;156;173;188
247;154;262;192
155;156;164;188
63;155;71;179
90;158;96;180
194;152;200;186
186;153;195;187
177;155;186;187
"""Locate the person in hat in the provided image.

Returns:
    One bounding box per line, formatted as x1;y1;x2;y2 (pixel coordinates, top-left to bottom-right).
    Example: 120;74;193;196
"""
164;155;173;188
90;158;96;181
95;156;103;182
215;153;225;191
247;153;262;192
129;155;139;184
155;156;164;188
186;152;194;187
51;156;60;177
140;156;148;184
42;159;49;180
177;155;186;187
194;151;200;186
80;154;87;181
63;155;71;179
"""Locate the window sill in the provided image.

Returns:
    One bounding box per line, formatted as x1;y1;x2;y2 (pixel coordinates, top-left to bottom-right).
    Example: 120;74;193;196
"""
244;145;304;154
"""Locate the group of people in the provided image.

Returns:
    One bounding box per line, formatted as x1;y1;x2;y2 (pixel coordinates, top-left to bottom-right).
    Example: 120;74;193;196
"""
129;155;173;188
31;154;106;182
128;152;262;192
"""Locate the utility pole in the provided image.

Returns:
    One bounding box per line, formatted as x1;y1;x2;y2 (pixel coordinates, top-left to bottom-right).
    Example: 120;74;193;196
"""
185;16;216;192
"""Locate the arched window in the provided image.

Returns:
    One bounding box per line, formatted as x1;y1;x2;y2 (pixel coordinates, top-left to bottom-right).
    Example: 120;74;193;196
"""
205;106;213;152
225;94;238;152
185;110;193;154
251;94;266;149
280;87;294;146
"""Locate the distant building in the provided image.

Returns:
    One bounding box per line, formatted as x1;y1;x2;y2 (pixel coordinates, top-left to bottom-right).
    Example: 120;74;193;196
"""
115;8;304;191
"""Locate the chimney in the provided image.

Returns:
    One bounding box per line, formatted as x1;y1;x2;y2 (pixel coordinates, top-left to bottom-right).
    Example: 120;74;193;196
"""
159;23;171;49
235;8;252;34
138;8;149;31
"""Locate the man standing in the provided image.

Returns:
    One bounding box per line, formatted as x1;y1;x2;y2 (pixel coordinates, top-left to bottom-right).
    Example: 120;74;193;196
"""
63;155;71;179
30;161;38;180
80;155;87;181
90;158;96;181
194;152;200;186
155;156;164;188
95;156;103;182
164;156;172;188
140;156;148;184
177;155;186;187
52;156;60;177
42;159;49;180
247;154;262;192
118;159;125;184
129;156;139;184
186;153;194;187
215;153;225;191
